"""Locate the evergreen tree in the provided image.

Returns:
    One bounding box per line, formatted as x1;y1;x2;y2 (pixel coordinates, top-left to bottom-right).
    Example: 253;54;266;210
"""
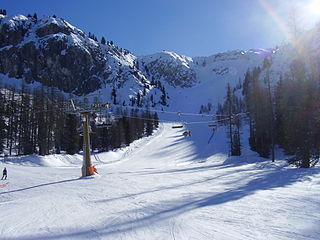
19;84;33;155
243;67;271;158
0;91;6;154
6;88;18;156
153;112;159;129
34;87;48;156
0;9;7;15
225;84;241;156
160;88;167;106
111;87;117;105
64;114;79;155
263;58;275;161
101;36;106;45
137;92;141;107
145;110;153;136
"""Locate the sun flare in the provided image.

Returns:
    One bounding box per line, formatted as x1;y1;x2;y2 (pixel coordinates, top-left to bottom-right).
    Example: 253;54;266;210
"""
304;0;320;18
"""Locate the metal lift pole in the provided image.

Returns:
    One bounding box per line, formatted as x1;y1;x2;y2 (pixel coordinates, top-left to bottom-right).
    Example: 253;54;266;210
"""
64;94;110;177
82;112;92;177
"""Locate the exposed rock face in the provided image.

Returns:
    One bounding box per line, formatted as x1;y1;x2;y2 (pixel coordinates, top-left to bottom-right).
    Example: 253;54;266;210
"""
0;14;143;95
0;14;207;96
137;51;197;88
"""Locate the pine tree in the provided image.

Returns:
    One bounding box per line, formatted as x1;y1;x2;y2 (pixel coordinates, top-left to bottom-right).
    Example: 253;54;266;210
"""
0;9;7;15
220;84;242;156
145;110;154;136
34;87;48;156
263;58;275;161
101;36;106;45
6;88;18;156
111;88;117;105
0;91;6;154
64;114;79;155
243;67;271;158
153;112;159;129
137;92;141;107
19;84;33;155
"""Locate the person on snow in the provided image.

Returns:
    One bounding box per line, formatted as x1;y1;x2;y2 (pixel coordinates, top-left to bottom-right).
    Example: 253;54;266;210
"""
1;167;7;180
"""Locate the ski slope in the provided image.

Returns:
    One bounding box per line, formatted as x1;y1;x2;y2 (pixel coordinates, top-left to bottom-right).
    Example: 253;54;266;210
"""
0;123;319;240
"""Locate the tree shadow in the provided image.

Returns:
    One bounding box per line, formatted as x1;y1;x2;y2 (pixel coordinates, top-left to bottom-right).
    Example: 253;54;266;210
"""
4;167;319;240
0;178;81;195
3;165;320;240
93;167;255;204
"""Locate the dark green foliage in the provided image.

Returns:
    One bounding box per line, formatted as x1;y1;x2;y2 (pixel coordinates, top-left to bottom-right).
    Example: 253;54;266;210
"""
111;88;117;104
90;108;159;151
243;67;271;158
137;92;141;107
64;114;80;155
0;91;6;154
101;37;106;45
243;57;320;168
153;112;159;129
0;9;7;15
0;117;5;154
273;59;320;168
217;83;243;156
160;87;167;106
145;111;154;136
0;86;81;156
19;85;33;155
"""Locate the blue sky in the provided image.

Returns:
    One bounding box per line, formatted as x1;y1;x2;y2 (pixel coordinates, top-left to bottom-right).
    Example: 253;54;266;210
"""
2;0;319;56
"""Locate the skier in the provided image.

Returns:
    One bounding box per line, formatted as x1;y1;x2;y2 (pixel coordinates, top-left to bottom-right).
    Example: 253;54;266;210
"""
1;167;7;180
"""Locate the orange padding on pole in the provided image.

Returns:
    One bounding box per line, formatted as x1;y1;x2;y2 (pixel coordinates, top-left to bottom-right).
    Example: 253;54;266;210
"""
88;165;98;175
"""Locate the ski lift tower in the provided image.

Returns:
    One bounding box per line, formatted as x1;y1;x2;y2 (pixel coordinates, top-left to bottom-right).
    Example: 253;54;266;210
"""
64;94;111;177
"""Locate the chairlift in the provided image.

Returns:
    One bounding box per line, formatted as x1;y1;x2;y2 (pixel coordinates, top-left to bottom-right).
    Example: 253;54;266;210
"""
172;112;184;129
95;110;114;129
183;131;191;137
172;125;184;129
96;122;112;129
77;125;92;136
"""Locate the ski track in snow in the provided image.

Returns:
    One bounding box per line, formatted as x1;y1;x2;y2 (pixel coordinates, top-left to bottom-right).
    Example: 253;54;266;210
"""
0;123;320;240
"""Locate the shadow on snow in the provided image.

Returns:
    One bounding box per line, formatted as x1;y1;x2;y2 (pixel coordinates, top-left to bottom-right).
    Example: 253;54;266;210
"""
3;166;319;240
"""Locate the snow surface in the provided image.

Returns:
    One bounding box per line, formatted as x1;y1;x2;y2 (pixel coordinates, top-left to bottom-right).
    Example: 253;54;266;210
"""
0;123;319;240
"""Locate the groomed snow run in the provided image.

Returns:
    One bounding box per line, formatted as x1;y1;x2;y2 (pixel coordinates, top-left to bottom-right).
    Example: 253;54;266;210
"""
0;123;319;240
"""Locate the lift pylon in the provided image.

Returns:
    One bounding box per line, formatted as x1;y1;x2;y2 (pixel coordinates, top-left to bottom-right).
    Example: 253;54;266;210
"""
64;95;111;177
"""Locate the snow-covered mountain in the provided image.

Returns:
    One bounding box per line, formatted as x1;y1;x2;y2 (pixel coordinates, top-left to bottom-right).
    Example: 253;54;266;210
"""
0;13;272;112
0;14;145;95
1;13;320;113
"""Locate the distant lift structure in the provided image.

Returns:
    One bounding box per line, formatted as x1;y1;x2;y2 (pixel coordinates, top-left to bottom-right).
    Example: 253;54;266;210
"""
64;94;111;177
172;112;192;137
172;112;184;129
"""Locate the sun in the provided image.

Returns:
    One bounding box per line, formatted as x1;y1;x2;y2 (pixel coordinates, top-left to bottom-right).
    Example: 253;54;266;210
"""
304;0;320;19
